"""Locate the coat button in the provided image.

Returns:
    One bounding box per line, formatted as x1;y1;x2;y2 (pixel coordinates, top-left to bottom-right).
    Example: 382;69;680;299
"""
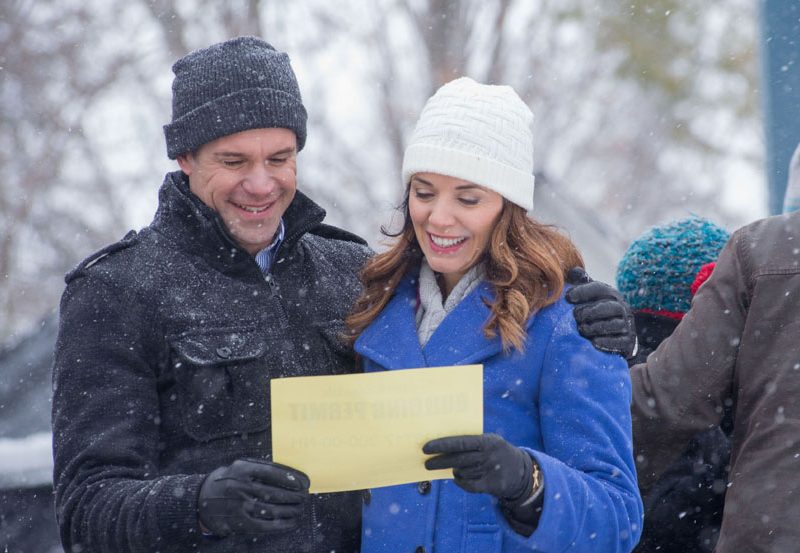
362;489;371;505
417;481;432;495
216;346;232;359
415;547;426;553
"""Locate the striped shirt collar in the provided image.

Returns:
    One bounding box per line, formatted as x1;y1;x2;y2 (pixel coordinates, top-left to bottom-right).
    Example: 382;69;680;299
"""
254;218;285;274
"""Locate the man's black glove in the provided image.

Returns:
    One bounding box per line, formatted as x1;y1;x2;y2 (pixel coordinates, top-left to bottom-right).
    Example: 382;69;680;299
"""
565;267;637;359
198;459;310;537
423;434;534;505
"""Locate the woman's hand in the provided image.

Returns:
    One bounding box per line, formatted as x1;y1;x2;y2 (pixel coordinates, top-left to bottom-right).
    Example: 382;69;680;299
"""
423;433;535;505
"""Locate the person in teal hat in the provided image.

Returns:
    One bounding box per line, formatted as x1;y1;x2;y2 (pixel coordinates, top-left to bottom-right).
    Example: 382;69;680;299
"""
615;216;730;553
616;216;731;356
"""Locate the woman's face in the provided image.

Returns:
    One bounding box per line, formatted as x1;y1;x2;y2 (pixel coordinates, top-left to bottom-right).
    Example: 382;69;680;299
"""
408;172;504;294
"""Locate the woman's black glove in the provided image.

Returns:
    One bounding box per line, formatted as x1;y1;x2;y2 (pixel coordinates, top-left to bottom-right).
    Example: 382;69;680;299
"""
565;267;637;359
423;433;534;505
198;458;310;537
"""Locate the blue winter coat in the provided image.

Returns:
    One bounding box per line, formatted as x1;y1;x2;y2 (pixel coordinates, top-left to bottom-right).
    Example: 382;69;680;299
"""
355;274;643;553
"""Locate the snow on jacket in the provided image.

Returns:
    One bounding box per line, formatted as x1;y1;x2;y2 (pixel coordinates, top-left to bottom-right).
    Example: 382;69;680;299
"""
631;211;800;553
51;171;371;553
354;273;643;553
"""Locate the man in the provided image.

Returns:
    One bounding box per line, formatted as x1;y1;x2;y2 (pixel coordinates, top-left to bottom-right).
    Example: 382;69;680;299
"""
52;36;370;553
568;210;800;553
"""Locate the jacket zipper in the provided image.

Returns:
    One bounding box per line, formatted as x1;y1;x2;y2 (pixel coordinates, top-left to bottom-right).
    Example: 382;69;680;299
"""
263;213;319;299
264;273;280;298
310;495;319;552
269;216;324;549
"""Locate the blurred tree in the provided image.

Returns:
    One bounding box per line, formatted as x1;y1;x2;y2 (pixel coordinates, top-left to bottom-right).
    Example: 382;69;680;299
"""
257;0;762;239
0;0;763;343
592;0;760;232
0;1;136;339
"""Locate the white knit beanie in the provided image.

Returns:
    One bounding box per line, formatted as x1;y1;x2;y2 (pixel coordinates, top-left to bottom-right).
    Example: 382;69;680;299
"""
402;77;535;211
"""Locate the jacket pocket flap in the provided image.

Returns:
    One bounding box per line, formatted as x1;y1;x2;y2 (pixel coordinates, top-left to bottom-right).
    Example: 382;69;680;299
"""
170;327;267;366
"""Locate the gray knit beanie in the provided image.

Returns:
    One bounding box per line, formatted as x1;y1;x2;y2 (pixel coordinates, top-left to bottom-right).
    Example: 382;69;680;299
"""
164;36;307;159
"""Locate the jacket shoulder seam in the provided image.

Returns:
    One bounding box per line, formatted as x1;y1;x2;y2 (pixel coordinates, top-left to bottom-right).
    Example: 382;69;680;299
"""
65;230;139;283
734;227;756;297
751;266;800;277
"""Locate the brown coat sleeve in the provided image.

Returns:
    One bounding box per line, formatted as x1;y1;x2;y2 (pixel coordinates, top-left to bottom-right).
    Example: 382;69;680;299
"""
630;228;749;490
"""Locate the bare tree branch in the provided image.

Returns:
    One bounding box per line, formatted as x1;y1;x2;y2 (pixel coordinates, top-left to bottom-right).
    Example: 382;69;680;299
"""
142;0;189;58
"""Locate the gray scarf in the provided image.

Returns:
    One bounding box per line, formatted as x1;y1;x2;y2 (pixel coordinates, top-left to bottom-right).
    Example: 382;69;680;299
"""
415;259;485;348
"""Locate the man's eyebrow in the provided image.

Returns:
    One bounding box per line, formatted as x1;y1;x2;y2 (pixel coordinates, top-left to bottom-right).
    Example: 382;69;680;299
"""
212;147;296;159
269;147;296;156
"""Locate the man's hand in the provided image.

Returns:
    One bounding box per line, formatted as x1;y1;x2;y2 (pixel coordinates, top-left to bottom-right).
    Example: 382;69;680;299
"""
565;267;637;359
198;459;310;537
423;434;534;505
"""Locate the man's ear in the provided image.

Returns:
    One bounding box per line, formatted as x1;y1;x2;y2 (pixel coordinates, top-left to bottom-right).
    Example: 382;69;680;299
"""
176;153;194;175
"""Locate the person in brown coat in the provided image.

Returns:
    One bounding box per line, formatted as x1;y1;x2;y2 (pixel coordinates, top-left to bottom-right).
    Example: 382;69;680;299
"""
569;210;800;553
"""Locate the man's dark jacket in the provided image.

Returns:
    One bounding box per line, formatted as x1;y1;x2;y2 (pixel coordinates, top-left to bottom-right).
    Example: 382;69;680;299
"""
52;172;371;553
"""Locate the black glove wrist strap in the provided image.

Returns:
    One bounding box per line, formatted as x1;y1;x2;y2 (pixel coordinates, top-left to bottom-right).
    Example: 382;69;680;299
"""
628;336;639;360
500;458;545;537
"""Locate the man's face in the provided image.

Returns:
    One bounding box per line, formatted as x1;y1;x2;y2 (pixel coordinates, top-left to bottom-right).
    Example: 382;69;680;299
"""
178;128;298;255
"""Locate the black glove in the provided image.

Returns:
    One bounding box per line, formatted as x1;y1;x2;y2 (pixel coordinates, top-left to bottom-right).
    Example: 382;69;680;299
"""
423;434;534;505
198;458;310;537
565;267;637;359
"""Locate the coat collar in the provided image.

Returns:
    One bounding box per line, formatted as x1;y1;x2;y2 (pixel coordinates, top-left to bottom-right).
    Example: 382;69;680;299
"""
150;171;326;274
356;272;513;369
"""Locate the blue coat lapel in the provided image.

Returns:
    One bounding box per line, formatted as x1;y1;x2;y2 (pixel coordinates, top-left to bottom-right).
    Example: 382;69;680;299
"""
421;281;504;365
356;274;510;369
355;275;427;369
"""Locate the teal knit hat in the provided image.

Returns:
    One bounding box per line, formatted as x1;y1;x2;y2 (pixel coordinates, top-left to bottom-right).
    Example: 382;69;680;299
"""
616;217;730;314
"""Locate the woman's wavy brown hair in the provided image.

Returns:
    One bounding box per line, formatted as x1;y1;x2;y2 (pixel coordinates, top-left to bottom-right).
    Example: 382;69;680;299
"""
346;190;584;353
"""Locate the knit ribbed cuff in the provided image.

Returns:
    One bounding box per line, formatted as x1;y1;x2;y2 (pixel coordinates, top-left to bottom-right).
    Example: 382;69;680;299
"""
153;473;207;549
402;143;535;211
164;87;307;159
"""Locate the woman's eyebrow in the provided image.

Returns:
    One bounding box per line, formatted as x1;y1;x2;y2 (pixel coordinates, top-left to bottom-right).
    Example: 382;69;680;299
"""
411;178;480;190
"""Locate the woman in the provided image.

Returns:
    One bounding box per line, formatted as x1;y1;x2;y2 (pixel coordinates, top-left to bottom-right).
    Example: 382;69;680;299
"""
347;77;643;552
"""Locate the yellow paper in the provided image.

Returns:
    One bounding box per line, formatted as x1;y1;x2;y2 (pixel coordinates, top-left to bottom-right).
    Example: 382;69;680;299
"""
271;364;483;493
